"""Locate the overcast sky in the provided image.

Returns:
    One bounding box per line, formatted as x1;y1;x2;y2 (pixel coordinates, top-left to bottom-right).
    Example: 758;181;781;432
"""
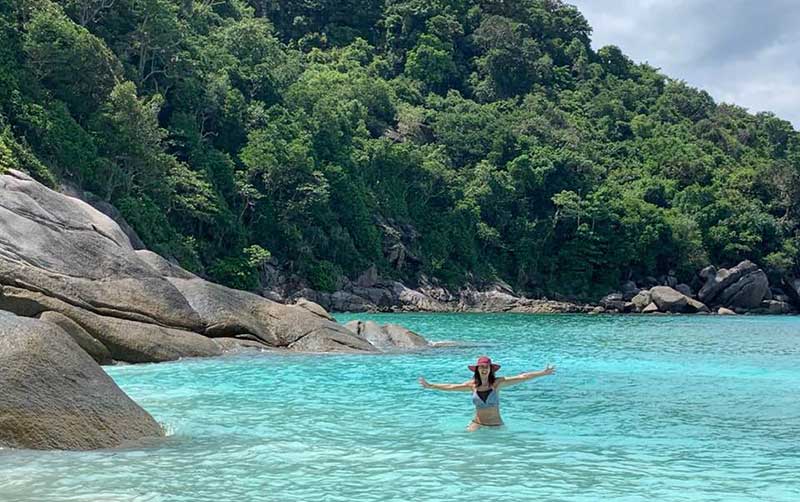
568;0;800;129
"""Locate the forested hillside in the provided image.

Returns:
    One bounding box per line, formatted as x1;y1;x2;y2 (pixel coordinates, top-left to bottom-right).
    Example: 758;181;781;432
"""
1;0;798;300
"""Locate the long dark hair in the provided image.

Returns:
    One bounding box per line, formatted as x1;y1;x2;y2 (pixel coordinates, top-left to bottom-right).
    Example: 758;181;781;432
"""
473;368;496;387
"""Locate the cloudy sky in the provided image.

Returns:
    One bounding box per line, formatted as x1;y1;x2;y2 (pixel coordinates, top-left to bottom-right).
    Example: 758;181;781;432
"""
568;0;800;129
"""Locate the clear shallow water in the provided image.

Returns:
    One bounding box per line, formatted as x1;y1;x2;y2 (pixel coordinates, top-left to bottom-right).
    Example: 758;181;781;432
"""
2;313;800;502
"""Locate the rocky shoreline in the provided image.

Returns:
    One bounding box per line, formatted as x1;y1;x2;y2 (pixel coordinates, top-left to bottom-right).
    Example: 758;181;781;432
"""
267;260;799;316
282;275;594;314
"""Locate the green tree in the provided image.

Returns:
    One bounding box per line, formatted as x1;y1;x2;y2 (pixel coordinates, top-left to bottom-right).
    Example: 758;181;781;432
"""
23;2;122;119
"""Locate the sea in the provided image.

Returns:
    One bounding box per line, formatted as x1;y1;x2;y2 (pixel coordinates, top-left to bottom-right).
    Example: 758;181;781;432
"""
1;313;798;502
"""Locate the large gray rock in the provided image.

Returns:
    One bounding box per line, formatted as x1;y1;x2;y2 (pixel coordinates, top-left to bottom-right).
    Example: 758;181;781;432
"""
509;299;589;313
418;279;457;303
344;320;429;350
289;288;332;311
167;277;376;353
134;249;197;280
0;169;381;360
213;337;273;354
391;281;450;311
0;286;223;363
698;260;760;305
0;311;163;450
650;286;688;312
350;286;395;307
699;265;717;281
461;290;520;311
354;265;379;288
329;290;373;312
61;182;147;250
716;269;769;309
0;169;202;330
288;328;383;352
650;286;708;313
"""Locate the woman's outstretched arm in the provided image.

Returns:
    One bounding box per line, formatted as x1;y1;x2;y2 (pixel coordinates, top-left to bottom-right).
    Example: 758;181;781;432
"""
496;365;556;388
418;377;473;391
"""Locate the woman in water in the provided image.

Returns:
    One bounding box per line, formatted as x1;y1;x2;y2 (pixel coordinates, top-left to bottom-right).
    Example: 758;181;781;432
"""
418;356;556;431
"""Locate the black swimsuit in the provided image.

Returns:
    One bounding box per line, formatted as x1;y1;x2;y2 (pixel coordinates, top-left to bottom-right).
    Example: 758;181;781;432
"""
476;389;493;402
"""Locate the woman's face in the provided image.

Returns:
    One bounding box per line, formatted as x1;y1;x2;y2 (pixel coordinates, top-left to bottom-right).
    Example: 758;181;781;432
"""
477;364;491;378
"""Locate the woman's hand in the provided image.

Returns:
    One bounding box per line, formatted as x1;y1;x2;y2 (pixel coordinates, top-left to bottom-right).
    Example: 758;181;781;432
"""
418;376;432;389
541;364;556;376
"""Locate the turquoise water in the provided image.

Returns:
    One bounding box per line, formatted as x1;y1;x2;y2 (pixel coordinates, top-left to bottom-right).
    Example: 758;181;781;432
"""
2;313;799;502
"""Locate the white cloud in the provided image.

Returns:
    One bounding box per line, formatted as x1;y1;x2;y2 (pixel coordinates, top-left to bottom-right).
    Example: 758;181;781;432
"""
568;0;800;128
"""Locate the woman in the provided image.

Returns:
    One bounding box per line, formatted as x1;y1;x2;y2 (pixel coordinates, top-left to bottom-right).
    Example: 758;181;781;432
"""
418;356;556;431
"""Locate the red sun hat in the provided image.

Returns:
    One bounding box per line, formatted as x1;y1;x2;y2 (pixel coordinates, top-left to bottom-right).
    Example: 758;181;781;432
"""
468;356;500;372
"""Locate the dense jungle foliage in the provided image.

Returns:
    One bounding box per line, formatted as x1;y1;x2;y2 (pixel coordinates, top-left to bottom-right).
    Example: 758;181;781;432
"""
1;0;798;299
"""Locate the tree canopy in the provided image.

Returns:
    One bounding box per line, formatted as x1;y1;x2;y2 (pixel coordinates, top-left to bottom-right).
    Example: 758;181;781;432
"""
1;0;798;299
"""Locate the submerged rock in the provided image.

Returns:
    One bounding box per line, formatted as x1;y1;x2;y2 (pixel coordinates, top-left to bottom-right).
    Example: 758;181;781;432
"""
0;311;163;450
